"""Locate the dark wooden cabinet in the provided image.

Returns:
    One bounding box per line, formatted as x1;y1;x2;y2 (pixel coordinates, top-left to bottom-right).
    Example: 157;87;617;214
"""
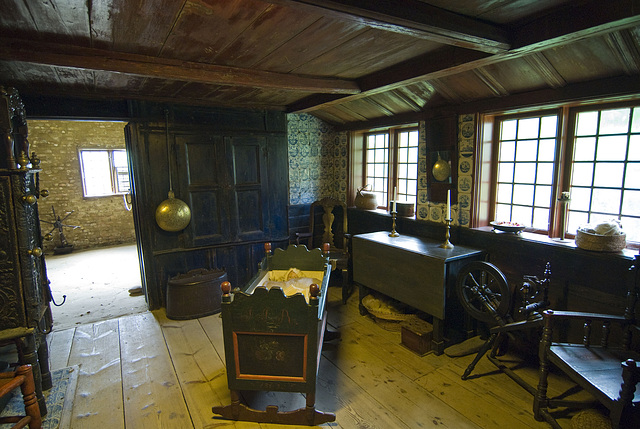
0;86;53;415
125;104;289;310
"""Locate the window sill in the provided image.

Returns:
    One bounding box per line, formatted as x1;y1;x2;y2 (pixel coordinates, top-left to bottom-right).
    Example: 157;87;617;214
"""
472;226;637;260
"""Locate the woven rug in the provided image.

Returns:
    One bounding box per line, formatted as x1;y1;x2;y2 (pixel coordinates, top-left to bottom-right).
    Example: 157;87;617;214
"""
1;365;78;429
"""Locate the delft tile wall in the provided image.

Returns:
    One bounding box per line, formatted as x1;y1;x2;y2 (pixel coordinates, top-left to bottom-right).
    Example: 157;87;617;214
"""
457;114;476;228
416;114;476;227
287;113;348;205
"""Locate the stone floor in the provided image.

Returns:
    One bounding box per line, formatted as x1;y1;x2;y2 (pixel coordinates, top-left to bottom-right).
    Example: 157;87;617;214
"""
45;244;148;330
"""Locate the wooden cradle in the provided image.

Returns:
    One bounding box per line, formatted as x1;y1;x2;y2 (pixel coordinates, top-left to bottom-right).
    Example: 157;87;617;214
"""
212;243;335;425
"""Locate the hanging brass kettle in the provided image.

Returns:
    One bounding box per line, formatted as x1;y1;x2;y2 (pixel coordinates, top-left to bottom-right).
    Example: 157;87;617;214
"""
432;152;451;182
155;110;191;232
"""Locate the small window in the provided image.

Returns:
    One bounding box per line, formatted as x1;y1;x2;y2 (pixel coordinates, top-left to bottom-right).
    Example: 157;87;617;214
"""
79;149;130;197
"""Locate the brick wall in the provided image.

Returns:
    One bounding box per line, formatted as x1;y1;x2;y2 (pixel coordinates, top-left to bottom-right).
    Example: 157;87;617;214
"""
28;120;136;252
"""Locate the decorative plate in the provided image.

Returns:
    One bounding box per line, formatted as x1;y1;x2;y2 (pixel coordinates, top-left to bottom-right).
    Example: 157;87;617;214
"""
490;221;526;233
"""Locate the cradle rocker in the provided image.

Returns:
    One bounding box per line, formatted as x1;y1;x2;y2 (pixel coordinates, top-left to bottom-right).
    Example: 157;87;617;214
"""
212;243;335;425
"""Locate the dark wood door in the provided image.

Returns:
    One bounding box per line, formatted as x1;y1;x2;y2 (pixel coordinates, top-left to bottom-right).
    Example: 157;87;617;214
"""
225;135;269;242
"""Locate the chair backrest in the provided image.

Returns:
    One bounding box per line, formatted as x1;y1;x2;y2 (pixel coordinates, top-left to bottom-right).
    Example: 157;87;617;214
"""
308;197;348;251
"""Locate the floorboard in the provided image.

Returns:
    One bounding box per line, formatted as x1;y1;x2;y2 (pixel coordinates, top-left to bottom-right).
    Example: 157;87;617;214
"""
43;286;581;428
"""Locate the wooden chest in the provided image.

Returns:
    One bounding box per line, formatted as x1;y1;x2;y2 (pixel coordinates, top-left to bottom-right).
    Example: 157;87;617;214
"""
401;319;433;355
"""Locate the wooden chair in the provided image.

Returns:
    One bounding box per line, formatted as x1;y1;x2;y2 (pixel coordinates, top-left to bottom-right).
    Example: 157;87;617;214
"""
533;254;640;429
0;328;46;417
0;365;42;429
296;197;352;303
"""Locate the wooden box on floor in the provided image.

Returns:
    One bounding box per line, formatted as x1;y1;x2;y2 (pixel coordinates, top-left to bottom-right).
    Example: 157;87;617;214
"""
401;319;433;356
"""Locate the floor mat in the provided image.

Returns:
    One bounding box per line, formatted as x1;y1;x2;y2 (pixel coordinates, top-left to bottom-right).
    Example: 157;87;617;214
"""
0;365;79;429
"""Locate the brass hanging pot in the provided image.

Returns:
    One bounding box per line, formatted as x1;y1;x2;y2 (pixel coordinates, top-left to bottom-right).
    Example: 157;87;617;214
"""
432;152;451;182
155;110;191;232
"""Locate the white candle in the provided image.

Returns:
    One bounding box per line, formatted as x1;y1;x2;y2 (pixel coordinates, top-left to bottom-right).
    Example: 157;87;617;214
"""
392;187;397;212
447;190;451;219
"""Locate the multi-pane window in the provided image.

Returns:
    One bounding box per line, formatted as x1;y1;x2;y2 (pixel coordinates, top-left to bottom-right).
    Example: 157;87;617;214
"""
495;114;558;230
567;107;640;242
396;129;419;203
488;102;639;247
365;133;389;207
363;127;418;209
79;149;130;197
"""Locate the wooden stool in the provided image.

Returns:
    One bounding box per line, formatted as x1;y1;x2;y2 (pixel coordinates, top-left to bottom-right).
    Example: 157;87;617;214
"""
0;364;42;429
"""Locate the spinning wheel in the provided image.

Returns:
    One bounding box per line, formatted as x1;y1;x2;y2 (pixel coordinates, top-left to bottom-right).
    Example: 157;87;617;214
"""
456;261;551;386
456;261;511;325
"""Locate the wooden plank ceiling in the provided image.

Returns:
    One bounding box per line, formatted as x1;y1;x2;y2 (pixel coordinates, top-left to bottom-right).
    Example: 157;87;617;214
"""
0;0;639;127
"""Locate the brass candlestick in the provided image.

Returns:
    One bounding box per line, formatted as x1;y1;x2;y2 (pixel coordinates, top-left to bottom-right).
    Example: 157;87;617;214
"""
389;211;399;237
440;218;454;249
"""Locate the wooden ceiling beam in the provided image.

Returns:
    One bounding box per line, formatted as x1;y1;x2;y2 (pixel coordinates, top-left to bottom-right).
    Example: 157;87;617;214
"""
0;38;361;95
274;0;511;53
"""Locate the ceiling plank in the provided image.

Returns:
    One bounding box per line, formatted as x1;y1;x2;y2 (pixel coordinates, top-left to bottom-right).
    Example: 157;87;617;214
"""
524;53;567;89
0;38;360;94
290;0;640;113
272;0;511;53
605;30;640;74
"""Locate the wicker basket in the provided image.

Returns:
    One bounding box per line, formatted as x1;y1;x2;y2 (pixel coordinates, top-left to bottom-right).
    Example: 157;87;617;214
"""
575;230;626;252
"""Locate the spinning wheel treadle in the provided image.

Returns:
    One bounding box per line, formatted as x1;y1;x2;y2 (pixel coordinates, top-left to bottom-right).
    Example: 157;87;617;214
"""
456;261;511;324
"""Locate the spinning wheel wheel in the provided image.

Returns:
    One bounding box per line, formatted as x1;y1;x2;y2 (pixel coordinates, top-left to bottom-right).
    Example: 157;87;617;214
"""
456;261;511;325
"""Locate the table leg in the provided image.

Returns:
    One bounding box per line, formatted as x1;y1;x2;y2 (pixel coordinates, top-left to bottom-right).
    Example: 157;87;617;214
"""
432;317;445;355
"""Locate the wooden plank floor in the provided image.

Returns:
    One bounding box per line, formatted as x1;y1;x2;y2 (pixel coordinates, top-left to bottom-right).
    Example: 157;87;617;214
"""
45;286;584;429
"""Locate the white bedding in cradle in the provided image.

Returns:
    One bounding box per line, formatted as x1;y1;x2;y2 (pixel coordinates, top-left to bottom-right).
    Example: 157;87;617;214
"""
247;268;324;303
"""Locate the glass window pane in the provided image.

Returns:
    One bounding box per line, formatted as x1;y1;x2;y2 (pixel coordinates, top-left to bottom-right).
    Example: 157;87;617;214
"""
538;139;556;162
496;183;513;204
501;120;517;140
574;137;596;161
513;184;534;205
534;185;551;207
567;211;589;234
621;216;640;242
536;163;554;185
398;164;407;178
540;116;557;138
80;150;112;197
499;141;515;161
571;163;594;187
407;166;417;180
532;207;550;229
632;107;640;133
495;203;511;221
593;163;624;188
625;162;640;189
591;188;621;214
596;135;628;161
498;162;514;183
512;205;532;224
517;117;540;139
113;150;127;167
629;135;640;161
576;111;598;136
514;162;536;184
399;148;409;162
569;187;592;211
622;190;640;216
515;141;538;162
599;108;630;135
